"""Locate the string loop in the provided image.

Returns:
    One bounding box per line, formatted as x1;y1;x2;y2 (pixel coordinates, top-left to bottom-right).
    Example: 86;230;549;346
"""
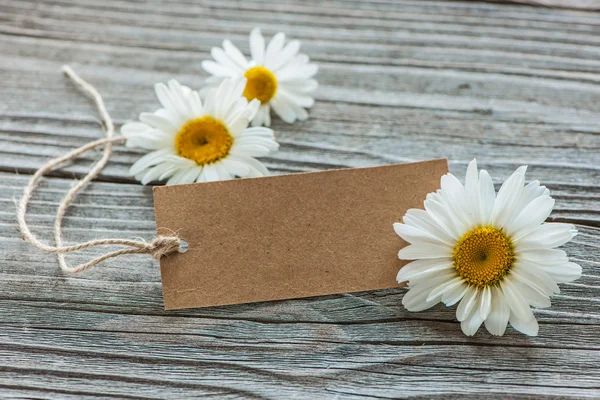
16;65;181;274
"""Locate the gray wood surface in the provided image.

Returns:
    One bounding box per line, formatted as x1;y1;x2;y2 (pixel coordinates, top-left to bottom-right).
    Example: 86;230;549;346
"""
1;0;599;398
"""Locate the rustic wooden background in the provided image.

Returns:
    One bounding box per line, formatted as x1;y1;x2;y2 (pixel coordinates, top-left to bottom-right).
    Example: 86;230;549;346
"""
1;0;599;398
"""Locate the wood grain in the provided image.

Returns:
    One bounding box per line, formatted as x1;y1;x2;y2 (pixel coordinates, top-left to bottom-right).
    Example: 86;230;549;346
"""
1;0;599;398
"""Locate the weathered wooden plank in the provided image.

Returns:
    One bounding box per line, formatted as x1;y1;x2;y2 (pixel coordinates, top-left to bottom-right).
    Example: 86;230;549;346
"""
1;330;599;398
496;0;600;10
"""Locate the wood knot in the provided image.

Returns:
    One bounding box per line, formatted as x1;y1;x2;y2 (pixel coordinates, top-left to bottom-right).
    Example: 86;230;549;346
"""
149;236;181;260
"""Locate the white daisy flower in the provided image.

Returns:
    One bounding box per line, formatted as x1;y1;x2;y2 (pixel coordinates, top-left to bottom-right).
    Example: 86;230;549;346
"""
121;78;279;185
201;28;318;127
394;160;582;336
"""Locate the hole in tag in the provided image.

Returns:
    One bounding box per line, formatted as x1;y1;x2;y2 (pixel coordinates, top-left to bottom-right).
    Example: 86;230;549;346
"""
178;239;189;253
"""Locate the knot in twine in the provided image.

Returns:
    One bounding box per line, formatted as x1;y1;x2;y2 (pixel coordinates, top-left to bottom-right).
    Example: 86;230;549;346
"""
148;236;182;260
16;65;182;274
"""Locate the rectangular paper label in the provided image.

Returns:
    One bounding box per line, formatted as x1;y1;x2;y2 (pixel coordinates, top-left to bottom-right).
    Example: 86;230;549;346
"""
154;159;448;310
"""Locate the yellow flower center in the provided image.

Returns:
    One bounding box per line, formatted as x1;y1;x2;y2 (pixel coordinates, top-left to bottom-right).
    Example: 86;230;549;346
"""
243;66;278;103
453;226;514;287
175;116;233;165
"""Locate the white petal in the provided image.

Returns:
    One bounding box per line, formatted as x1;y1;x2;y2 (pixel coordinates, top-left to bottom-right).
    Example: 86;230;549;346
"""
525;260;582;284
401;287;442;312
221;158;251;177
154;82;179;114
182;167;203;183
270;95;297;123
293;54;310;65
140;163;173;185
282;78;318;93
163;154;196;168
223;39;249;70
203;87;217;117
237;127;276;138
545;262;582;283
500;277;534;321
201;60;239;77
251;105;265;127
423;196;461;240
456;286;478;322
167;167;202;185
139;112;178;134
277;63;319;81
491;165;526;228
158;166;179;181
249;27;265;65
512;261;560;295
122;124;171;150
402;209;455;246
168;80;195;119
245;99;261;122
212;78;233;120
263;105;271;126
129;148;174;176
230;143;271;158
519;248;569;266
214;161;233;181
506;195;555;238
228;155;270;177
427;276;464;302
202;164;220;182
251;105;270;127
509;311;539;336
393;223;451;247
515;223;576;250
402;273;456;312
464;159;481;224
121;121;152;136
440;173;472;230
285;99;309;121
396;258;454;284
513;280;551;308
478;169;495;225
189;91;204;116
218;78;248;122
509;180;549;225
234;137;279;152
264;32;286;69
484;286;510;336
227;114;250;138
398;243;452;260
460;303;485;336
211;47;245;74
441;281;468;306
479;285;492;320
277;87;315;108
271;40;301;71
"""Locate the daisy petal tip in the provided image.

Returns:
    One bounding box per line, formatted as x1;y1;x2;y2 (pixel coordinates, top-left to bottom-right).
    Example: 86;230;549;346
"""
396;270;408;285
397;249;405;260
200;60;213;70
516;165;528;175
460;322;476;337
153;82;167;96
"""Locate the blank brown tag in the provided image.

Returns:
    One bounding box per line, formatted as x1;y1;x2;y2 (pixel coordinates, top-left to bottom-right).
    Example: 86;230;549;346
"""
153;159;448;310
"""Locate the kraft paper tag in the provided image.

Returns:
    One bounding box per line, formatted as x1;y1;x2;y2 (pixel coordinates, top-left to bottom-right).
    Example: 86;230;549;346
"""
153;159;448;310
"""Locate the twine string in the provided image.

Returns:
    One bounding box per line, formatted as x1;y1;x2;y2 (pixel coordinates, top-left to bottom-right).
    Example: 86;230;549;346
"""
16;65;181;274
